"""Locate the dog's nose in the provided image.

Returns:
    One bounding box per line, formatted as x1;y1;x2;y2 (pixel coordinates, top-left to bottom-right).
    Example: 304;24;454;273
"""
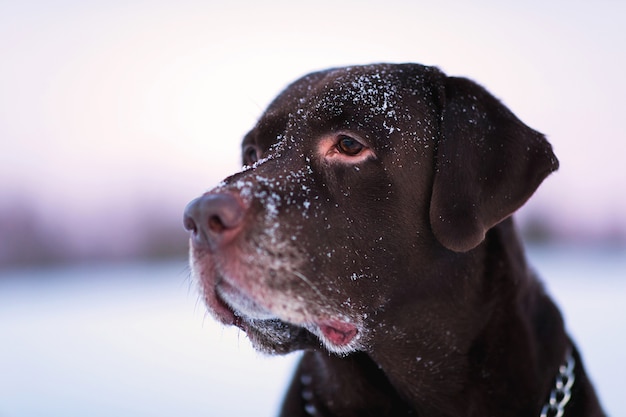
183;193;246;249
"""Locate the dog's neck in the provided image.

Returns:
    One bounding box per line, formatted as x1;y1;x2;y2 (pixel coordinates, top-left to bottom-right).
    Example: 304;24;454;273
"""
288;221;604;417
368;219;570;416
306;220;569;416
300;348;578;417
296;351;415;416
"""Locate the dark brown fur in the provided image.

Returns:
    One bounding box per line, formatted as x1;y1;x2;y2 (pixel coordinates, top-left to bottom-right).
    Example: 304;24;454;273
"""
184;63;604;416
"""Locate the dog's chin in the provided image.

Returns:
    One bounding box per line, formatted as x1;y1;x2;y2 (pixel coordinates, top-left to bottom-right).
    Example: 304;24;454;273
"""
214;287;320;354
206;277;364;355
239;317;364;356
202;279;317;354
241;318;320;354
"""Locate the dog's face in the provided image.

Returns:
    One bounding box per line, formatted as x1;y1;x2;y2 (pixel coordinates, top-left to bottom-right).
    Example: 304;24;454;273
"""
184;63;558;356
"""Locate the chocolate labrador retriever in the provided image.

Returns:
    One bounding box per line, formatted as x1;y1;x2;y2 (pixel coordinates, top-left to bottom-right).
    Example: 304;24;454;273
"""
184;63;605;416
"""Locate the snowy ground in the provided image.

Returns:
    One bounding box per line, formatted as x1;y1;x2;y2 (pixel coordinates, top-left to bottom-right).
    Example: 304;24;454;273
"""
0;245;624;416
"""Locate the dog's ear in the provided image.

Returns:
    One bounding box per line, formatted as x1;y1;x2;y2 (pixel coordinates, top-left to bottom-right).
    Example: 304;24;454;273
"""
429;77;559;252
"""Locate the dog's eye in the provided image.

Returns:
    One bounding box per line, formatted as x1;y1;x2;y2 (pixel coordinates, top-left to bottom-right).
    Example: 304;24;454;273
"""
319;132;373;163
337;135;364;156
243;145;261;166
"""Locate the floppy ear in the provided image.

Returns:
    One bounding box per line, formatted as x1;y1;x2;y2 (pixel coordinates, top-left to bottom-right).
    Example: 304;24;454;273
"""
430;77;559;252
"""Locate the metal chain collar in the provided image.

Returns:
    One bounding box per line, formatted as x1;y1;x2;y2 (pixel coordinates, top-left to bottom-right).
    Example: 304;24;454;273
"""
301;372;322;416
302;350;576;417
540;349;576;417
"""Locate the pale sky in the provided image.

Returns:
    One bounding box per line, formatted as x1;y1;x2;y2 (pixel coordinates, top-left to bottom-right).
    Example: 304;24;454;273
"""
1;0;625;242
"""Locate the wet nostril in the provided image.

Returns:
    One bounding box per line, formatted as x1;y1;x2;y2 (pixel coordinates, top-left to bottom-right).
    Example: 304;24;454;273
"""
183;214;198;234
208;215;226;234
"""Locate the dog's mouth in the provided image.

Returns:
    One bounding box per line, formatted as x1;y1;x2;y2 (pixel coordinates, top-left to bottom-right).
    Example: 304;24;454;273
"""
216;279;277;322
316;320;359;347
205;273;361;354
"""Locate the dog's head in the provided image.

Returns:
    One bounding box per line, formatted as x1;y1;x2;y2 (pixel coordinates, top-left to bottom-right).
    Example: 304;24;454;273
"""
184;63;558;355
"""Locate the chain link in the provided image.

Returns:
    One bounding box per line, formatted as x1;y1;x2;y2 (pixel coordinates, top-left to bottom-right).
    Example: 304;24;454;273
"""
540;350;575;417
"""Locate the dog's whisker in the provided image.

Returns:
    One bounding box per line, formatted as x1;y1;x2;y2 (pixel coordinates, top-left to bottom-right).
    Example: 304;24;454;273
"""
291;270;327;302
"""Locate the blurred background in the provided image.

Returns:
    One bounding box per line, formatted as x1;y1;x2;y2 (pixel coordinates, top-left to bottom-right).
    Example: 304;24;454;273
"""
1;0;624;416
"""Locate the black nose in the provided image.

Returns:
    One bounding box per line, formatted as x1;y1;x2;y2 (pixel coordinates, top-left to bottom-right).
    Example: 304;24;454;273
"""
183;193;246;249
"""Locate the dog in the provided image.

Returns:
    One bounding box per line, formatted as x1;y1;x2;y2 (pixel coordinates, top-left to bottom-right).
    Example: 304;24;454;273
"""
184;63;605;416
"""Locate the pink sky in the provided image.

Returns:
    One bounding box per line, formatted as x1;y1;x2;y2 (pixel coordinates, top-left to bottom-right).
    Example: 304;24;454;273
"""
1;0;625;245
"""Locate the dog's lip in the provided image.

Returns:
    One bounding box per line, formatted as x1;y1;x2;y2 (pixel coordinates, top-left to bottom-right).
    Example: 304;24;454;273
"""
216;280;278;322
316;319;359;347
211;288;246;330
211;275;361;349
207;286;238;326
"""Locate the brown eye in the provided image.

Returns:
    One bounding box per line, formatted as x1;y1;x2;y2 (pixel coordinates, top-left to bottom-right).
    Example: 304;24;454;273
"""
337;135;364;156
243;144;261;166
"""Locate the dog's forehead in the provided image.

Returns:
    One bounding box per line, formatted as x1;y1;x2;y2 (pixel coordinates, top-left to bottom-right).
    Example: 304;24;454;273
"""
297;64;437;118
247;64;442;152
310;68;402;121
